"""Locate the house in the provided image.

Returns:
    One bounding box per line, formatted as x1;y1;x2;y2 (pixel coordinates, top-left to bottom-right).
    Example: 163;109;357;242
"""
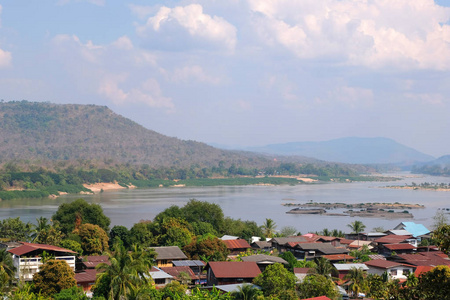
373;235;418;253
172;260;205;276
333;263;369;280
294;268;313;282
149;267;174;288
393;222;430;238
7;242;76;281
205;261;261;286
151;246;187;267
220;235;239;240
222;239;251;255
75;255;109;293
251;240;272;251
378;243;417;256
270;236;313;253
292;243;349;260
241;254;288;271
321;254;355;263
348;240;374;251
365;259;414;280
360;232;387;241
212;283;261;294
385;229;412;236
160;266;198;285
392;252;450;267
74;269;97;295
301;297;333;300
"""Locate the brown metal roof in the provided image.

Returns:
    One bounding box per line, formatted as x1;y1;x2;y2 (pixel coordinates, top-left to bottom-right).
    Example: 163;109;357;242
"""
384;243;416;250
8;242;76;256
364;259;404;269
222;239;251;250
322;254;355;261
152;246;188;260
241;254;288;264
207;261;261;278
75;269;98;284
160;266;198;280
374;235;413;244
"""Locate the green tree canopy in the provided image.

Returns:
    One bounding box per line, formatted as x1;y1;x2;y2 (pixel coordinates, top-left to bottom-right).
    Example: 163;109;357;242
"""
33;260;76;297
433;224;450;254
0;249;16;294
52;198;110;234
183;234;229;262
297;274;339;300
0;217;33;242
253;263;296;298
75;223;109;255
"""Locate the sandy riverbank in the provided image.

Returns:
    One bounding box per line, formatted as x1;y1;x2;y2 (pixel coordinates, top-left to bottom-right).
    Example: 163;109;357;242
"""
83;183;136;194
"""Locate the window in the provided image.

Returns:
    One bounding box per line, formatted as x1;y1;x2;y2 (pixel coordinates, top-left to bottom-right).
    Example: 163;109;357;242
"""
154;279;165;284
403;269;410;275
390;269;397;276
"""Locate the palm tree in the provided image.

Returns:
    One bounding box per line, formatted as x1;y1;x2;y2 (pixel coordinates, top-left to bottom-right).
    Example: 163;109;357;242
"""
313;257;335;277
0;249;16;293
31;217;51;243
347;220;366;246
231;283;262;300
262;218;277;238
344;267;367;298
95;243;154;300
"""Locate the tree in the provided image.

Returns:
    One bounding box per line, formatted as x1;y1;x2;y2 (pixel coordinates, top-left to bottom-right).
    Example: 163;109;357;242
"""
433;224;450;254
34;220;64;246
53;286;88;300
183;199;225;233
279;226;297;237
160;281;187;299
261;218;277;238
157;218;193;248
253;263;296;298
183;234;229;262
52;198;110;234
0;249;16;293
0;217;34;242
313;257;335;277
279;251;316;272
231;283;263;300
344;267;367;298
31;217;51;242
75;223;109;255
297;274;339;300
347;220;366;241
33;260;76;297
110;225;131;249
366;274;388;300
415;265;450;299
433;210;449;230
59;240;83;256
92;242;154;300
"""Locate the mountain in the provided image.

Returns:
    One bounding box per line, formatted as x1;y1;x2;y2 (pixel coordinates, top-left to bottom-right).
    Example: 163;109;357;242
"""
245;137;435;164
0;101;274;168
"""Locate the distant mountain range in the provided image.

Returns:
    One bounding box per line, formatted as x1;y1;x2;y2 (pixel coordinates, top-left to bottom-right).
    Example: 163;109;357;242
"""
241;137;435;164
0;101;275;168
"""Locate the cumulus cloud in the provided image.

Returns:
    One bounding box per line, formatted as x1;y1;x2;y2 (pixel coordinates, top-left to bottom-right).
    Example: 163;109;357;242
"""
0;49;12;68
137;4;237;52
51;34;173;109
171;65;222;84
98;75;174;108
247;0;450;70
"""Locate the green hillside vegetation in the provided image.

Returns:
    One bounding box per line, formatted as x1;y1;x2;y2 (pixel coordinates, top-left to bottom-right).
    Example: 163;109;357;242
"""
0;101;273;168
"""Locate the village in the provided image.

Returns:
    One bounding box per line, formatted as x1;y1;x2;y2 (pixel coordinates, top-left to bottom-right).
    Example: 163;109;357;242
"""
1;198;449;300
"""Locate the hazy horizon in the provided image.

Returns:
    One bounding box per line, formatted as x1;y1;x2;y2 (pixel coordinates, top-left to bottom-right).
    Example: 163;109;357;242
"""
1;1;450;157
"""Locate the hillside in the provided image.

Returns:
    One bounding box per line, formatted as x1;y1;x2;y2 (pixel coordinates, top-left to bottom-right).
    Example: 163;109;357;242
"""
246;137;435;164
0;101;273;168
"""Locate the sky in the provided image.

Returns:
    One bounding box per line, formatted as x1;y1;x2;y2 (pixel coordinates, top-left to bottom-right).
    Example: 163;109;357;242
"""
1;1;450;157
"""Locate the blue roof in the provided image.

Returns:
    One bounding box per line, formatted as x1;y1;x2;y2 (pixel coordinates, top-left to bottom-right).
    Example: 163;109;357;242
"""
399;222;430;237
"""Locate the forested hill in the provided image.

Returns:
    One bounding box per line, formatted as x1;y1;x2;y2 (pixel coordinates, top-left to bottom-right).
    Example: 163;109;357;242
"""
0;101;272;168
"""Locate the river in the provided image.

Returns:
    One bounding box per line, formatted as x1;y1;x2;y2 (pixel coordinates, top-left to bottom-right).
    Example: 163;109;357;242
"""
1;173;449;233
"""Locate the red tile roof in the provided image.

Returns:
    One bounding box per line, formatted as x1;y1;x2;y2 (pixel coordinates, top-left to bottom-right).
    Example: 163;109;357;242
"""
374;235;413;244
207;261;261;278
364;259;404;269
397;253;450;267
384;243;416;250
8;242;76;256
301;296;332;300
338;238;354;245
161;266;197;280
82;255;110;268
222;239;251;250
293;268;313;274
75;269;98;284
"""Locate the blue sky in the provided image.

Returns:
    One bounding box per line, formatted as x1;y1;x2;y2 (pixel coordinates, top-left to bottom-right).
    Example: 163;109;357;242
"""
1;1;450;157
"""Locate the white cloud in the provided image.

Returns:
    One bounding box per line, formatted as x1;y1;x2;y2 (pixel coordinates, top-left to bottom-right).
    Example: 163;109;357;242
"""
137;4;237;52
171;65;222;84
0;48;12;68
404;93;445;105
247;0;450;70
98;75;174;109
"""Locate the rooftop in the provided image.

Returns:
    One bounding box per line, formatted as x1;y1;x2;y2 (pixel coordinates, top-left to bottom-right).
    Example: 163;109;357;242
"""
374;235;413;244
364;259;404;269
151;246;187;261
222;239;251;250
333;263;369;271
8;242;76;256
241;254;288;264
207;261;261;278
383;243;416;250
